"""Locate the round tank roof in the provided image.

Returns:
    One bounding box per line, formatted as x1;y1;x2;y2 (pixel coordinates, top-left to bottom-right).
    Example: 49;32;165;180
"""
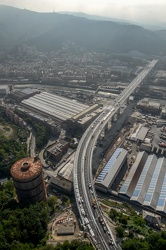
10;157;42;181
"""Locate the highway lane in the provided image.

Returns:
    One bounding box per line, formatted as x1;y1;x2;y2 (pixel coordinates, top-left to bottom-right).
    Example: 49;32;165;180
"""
74;60;158;250
76;119;116;249
74;116;118;249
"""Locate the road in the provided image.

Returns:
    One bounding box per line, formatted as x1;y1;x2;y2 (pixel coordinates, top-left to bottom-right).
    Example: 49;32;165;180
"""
74;59;158;250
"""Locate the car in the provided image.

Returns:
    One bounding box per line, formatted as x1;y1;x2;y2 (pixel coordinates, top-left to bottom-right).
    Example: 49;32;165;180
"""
81;209;85;216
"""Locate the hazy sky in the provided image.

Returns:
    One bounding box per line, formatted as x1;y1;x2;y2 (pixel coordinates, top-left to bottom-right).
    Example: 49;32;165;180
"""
0;0;166;24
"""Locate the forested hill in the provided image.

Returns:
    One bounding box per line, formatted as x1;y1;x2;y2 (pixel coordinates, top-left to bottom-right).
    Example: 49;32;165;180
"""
0;5;166;55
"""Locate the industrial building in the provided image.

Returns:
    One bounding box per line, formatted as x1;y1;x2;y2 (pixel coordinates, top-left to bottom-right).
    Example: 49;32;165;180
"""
57;225;75;236
95;148;128;193
119;151;166;215
137;98;161;114
46;152;75;193
19;91;100;132
156;171;166;215
0;85;10;97
10;88;40;101
143;157;166;210
130;124;149;142
130;154;157;205
119;151;148;198
160;106;166;119
10;157;47;203
46;139;69;162
21;92;89;122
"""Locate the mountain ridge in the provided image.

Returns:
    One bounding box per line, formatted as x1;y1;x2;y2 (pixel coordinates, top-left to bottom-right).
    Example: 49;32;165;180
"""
0;5;166;56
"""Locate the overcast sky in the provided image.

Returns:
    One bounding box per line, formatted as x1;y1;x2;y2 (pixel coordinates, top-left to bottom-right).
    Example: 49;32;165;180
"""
0;0;166;24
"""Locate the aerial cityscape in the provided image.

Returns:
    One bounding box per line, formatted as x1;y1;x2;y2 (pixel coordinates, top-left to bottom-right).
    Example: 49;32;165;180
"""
1;2;166;250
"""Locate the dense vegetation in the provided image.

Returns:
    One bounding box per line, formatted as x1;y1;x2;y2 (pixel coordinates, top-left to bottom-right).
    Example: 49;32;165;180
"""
15;110;49;150
109;207;148;237
108;206;166;250
31;121;49;150
0;181;93;250
0;180;48;249
122;231;166;250
0;108;28;178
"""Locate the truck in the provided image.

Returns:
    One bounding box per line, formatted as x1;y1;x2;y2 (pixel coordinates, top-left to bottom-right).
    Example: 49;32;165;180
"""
98;216;104;225
92;199;97;209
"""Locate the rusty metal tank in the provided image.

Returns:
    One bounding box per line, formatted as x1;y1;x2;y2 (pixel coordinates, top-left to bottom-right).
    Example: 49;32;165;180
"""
10;157;47;203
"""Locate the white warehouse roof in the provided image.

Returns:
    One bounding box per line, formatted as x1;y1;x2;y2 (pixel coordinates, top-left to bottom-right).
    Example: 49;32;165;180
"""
21;92;89;121
119;151;148;198
95;148;128;192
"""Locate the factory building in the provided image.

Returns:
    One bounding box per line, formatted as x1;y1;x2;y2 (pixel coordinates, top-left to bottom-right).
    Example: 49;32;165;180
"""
21;92;89;122
0;85;10;97
130;155;157;205
95;148;128;193
130;124;149;142
46;152;74;193
156;171;166;215
143;157;166;210
119;151;166;215
119;151;148;198
137;98;161;114
160;106;166;119
46;139;69;162
57;225;75;236
10;157;47;203
10;88;40;102
20;91;100;132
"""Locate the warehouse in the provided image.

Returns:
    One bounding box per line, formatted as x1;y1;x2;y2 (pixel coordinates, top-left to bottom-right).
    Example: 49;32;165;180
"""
57;225;74;236
46;139;69;162
95;148;128;193
10;88;40;101
130;154;157;205
119;151;166;215
130;124;148;142
0;85;10;97
137;98;161;114
156;172;166;215
21;92;89;122
143;157;166;210
136;127;149;142
119;151;148;199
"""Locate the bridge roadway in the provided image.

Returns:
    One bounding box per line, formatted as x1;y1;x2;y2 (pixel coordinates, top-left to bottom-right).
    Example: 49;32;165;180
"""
74;59;158;250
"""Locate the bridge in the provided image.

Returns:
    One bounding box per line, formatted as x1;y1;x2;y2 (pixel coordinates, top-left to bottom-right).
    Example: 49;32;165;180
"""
73;60;158;250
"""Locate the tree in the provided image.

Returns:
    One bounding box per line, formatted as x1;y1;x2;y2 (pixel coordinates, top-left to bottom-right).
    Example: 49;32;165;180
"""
47;196;58;212
133;216;146;227
119;215;128;225
122;238;148;250
116;226;124;238
61;195;69;204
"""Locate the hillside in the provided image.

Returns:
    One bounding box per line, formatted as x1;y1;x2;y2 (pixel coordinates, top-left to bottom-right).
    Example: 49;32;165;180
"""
0;5;166;55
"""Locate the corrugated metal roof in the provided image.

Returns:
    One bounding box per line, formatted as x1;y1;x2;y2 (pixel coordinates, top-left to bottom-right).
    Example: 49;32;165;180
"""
96;148;122;182
95;148;128;190
22;92;89;121
119;151;148;197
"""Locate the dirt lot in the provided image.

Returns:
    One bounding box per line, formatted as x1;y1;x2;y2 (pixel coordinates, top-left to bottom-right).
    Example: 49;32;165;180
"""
0;124;13;138
48;207;84;244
